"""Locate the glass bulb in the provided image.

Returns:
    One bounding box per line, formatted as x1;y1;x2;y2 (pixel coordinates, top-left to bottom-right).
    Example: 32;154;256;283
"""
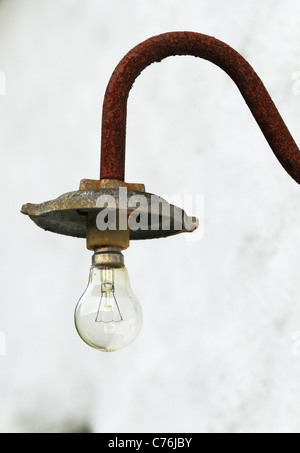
75;253;142;352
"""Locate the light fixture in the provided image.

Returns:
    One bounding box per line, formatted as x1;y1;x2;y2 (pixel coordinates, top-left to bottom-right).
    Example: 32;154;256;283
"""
21;32;300;352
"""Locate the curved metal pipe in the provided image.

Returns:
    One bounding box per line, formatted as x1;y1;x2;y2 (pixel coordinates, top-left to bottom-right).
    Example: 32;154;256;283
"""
100;31;300;183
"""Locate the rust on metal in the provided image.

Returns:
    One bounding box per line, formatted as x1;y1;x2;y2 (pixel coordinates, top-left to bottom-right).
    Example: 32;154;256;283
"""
79;178;145;192
100;31;300;183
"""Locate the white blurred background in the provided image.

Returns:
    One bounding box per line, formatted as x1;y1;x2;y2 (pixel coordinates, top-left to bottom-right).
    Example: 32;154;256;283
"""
1;0;300;433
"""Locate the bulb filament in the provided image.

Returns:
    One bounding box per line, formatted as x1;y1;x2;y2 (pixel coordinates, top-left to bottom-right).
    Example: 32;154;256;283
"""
95;269;123;323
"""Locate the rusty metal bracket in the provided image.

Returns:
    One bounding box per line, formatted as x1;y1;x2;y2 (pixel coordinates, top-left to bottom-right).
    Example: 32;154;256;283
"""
21;31;300;243
100;31;300;183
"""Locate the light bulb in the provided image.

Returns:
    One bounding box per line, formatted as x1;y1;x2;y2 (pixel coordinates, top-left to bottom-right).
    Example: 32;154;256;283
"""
75;247;142;352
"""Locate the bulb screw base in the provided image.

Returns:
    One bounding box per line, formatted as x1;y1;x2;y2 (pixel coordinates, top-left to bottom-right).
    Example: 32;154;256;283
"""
92;246;124;268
